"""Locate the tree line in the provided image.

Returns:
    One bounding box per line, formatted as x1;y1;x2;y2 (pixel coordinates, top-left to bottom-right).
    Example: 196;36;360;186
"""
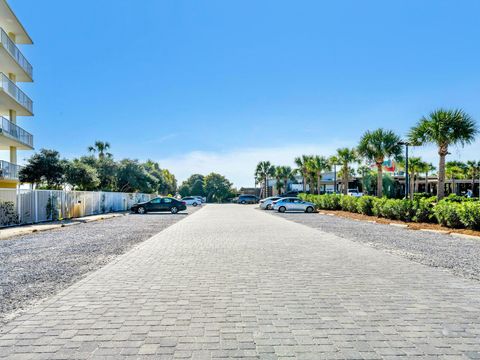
256;108;479;200
19;141;177;194
178;173;235;203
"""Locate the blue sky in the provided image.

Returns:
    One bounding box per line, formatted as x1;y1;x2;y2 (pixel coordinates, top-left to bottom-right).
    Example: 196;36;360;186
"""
8;0;480;187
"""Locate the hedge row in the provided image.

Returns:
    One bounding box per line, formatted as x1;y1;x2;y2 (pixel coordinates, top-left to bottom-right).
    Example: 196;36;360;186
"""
299;194;480;230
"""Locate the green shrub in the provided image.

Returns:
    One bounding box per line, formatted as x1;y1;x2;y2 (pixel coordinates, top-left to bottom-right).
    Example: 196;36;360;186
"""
434;200;463;228
340;196;358;213
357;196;375;216
413;197;436;223
372;197;387;217
0;201;19;227
413;193;432;200
458;202;480;230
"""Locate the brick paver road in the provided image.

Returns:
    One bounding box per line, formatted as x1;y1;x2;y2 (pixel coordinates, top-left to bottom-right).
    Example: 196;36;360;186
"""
1;204;480;359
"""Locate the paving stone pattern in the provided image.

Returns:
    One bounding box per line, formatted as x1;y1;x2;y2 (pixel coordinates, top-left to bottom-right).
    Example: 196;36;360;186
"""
0;204;479;359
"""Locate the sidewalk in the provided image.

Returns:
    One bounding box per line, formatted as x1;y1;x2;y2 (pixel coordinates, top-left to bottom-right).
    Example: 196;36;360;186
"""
0;212;127;240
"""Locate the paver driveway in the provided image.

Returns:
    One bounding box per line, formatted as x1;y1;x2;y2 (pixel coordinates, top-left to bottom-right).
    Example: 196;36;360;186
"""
1;204;480;359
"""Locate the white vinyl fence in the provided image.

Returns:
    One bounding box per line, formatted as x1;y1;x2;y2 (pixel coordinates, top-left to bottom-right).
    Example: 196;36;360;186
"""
0;188;155;227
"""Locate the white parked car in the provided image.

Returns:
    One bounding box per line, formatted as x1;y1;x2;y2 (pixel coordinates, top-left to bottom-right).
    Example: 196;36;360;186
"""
273;197;316;213
193;195;206;203
181;196;202;206
259;196;282;210
347;189;363;197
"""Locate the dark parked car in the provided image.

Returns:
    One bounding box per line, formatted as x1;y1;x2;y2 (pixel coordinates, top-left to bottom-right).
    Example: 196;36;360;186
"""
131;197;187;214
237;194;259;204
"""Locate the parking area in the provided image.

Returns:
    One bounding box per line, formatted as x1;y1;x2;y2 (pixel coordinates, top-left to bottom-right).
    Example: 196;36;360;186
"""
0;207;200;326
270;209;480;281
1;204;480;359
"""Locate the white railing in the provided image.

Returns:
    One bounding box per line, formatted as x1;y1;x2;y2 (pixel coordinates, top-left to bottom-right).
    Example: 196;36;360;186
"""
0;116;33;147
0;28;33;79
0;73;33;114
0;189;156;227
0;160;21;180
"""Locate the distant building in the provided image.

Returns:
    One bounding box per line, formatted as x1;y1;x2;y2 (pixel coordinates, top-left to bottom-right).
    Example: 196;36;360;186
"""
0;0;33;188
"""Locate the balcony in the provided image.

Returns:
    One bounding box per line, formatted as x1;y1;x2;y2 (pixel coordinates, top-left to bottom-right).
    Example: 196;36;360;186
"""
0;160;21;181
0;116;33;149
0;72;32;115
0;27;32;81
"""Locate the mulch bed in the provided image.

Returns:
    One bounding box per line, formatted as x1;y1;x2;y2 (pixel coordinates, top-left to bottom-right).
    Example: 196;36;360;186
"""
318;210;480;238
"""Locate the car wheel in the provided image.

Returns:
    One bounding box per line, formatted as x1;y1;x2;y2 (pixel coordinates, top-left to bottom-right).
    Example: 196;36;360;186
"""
171;206;178;214
241;201;246;204
137;206;146;214
192;202;197;207
306;206;314;213
266;204;272;210
278;206;286;213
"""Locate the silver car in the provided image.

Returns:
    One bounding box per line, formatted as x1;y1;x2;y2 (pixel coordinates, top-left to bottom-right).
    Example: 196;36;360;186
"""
273;197;316;213
259;196;282;210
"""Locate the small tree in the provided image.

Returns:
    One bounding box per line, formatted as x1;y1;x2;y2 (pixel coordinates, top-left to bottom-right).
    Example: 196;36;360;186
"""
19;149;66;189
65;160;100;191
203;173;233;203
255;161;275;198
334;148;358;195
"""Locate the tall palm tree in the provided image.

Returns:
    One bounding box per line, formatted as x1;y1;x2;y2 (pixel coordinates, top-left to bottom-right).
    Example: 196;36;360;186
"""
88;141;112;159
255;161;275;198
466;160;480;196
424;163;436;194
408;109;478;199
334;148;358;195
358;129;403;198
445;161;467;195
275;166;295;195
274;167;285;195
294;155;313;192
306;156;331;195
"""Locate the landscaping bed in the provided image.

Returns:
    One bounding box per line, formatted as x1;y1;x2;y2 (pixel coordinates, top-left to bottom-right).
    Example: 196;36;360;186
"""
300;193;480;231
318;209;480;238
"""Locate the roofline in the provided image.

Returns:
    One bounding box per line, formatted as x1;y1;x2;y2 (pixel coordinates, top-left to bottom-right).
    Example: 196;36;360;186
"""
1;0;33;44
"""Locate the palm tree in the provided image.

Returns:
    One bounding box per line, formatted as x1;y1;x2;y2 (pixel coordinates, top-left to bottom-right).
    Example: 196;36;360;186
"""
88;141;112;159
274;167;285;195
445;161;467;195
306;156;331;195
466;160;480;196
255;161;275;198
424;163;436;194
357;129;403;197
294;155;313;192
334;148;358;195
357;164;373;194
399;157;428;199
275;166;295;195
408;109;478;199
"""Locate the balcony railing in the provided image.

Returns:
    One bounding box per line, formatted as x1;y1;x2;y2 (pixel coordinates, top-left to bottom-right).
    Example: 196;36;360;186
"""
0;116;33;147
0;28;33;79
0;160;21;180
0;73;33;114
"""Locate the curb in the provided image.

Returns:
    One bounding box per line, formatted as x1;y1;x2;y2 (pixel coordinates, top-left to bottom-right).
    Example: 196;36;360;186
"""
0;213;126;240
389;223;408;228
450;232;480;241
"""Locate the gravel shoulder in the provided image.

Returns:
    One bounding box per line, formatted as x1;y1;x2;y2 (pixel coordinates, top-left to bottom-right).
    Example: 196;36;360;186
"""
270;209;480;281
0;206;201;327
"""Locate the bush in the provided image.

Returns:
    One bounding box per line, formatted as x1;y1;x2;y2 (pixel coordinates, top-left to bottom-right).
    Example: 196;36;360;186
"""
357;196;375;216
458;202;480;230
413;197;436;223
340;196;358;213
0;201;19;227
372;197;387;217
434;200;464;228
